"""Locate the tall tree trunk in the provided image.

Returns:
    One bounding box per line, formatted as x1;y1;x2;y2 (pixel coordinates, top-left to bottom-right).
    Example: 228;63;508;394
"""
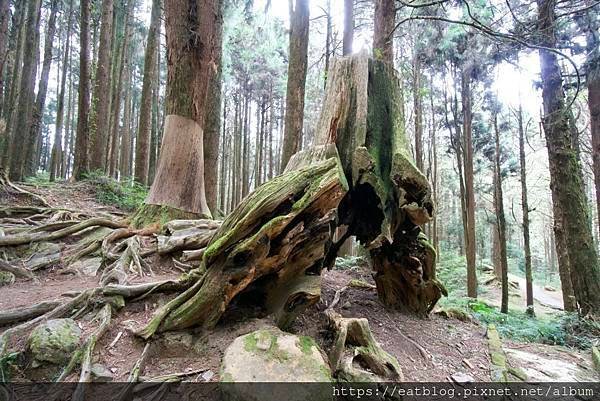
135;0;218;225
343;0;353;56
280;0;309;171
62;66;74;178
203;0;223;215
134;0;160;185
413;53;423;172
73;0;92;180
537;0;600;315
1;2;25;173
0;0;10;117
461;63;477;298
88;0;114;172
8;0;41;181
517;102;534;315
50;0;74;182
26;0;59;178
119;64;132;179
108;0;133;178
373;0;394;63
493;113;509;314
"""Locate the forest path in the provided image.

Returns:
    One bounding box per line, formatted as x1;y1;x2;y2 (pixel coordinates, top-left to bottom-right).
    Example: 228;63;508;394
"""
507;273;564;310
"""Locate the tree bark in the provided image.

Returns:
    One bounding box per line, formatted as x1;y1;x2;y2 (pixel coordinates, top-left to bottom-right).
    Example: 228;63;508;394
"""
26;0;59;178
203;0;224;215
280;0;309;171
373;0;394;63
461;64;478;299
0;0;10;116
517;103;534;315
88;0;113;172
134;0;160;185
138;54;441;337
8;0;41;181
73;0;92;180
493;114;509;314
50;0;74;182
413;53;423;172
119;63;132;179
136;0;218;224
537;0;600;316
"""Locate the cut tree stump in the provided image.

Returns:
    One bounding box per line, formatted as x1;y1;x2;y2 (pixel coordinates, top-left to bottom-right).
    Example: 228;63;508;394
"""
138;53;444;337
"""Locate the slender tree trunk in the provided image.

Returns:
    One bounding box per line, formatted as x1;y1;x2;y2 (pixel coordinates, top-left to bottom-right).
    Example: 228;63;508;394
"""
1;2;25;172
26;0;59;178
0;0;10;117
88;0;113;172
108;0;133;178
343;0;353;56
493;113;509;314
62;66;74;178
537;0;600;315
119;65;132;179
461;64;477;298
517;103;535;315
203;0;223;215
50;0;74;182
373;0;394;63
280;0;309;171
73;0;92;180
134;0;160;185
413;53;423;172
8;0;41;181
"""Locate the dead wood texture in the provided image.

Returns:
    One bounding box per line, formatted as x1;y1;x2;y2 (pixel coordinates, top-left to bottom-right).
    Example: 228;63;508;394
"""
138;53;443;338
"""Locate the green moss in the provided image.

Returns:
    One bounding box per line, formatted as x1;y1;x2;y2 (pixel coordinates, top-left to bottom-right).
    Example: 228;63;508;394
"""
0;271;15;286
243;330;290;363
490;351;506;367
508;366;528;381
130;204;201;229
297;336;317;355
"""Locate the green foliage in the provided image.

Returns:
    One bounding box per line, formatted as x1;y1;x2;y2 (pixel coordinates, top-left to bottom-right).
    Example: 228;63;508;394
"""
23;171;52;186
0;352;18;381
84;171;147;211
334;256;368;271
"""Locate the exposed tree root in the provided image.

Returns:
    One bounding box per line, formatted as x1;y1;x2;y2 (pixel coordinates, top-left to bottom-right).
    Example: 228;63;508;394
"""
0;288;99;355
0;217;127;246
72;304;112;401
0;259;35;279
0;299;62;325
0;175;51;207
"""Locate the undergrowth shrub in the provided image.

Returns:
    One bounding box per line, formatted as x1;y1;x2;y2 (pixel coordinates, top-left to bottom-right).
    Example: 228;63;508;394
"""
85;171;147;211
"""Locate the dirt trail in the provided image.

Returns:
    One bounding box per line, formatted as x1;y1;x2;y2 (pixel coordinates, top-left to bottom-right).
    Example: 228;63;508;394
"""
508;273;564;310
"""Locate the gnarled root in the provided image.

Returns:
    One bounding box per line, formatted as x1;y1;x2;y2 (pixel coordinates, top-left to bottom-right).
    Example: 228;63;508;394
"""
325;309;403;382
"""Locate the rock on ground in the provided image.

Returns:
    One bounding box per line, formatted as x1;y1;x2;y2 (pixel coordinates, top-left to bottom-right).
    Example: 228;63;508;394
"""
221;328;332;401
28;318;82;366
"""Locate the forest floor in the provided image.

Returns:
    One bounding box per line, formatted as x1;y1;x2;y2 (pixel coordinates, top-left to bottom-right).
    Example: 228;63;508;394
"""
0;180;598;384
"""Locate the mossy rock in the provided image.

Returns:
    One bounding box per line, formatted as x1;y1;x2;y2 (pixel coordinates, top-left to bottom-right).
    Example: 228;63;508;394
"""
0;271;15;286
221;328;332;401
27;319;82;366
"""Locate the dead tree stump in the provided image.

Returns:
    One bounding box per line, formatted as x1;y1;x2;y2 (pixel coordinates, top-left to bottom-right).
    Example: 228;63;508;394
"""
139;53;444;338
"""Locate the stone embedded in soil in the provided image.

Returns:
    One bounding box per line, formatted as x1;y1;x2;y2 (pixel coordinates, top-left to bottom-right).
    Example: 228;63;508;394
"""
28;318;82;366
0;271;15;286
220;328;332;401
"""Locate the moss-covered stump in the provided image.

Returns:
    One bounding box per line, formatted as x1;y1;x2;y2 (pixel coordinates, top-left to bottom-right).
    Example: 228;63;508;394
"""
592;346;600;374
220;328;332;401
27;318;82;367
315;55;443;314
138;53;441;337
